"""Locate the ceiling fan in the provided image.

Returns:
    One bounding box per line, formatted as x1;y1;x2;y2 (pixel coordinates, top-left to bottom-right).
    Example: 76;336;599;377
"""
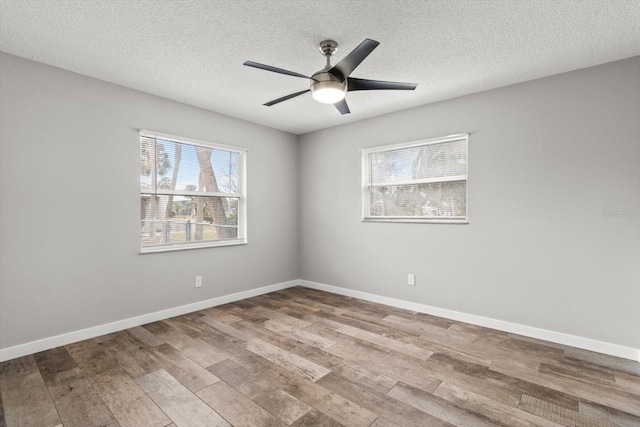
243;38;417;115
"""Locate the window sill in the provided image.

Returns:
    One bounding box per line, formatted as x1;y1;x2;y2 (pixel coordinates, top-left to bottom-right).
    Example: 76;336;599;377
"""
140;239;247;254
362;218;468;224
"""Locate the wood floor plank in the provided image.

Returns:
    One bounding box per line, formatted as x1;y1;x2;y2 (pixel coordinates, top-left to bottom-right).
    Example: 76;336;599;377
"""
316;310;402;339
288;296;347;316
204;336;377;427
66;338;120;376
33;347;78;381
317;372;452;427
278;376;378;427
335;324;433;361
319;338;441;394
0;356;62;427
293;343;398;394
259;295;320;315
198;307;243;323
163;314;216;338
125;326;165;348
263;319;335;349
245;338;331;382
136;369;230;427
432;381;564;427
33;347;115;427
98;332;161;379
370;417;401;427
299;312;353;332
143;343;220;392
289;409;343;427
579;400;640;427
387;382;496;427
564;348;640;376
199;315;256;342
0;384;5;427
234;320;302;350
384;314;478;344
539;361;616;386
613;371;640;395
251;388;311;425
381;351;522;408
491;358;640;417
90;367;170;427
448;321;507;339
404;334;494;368
231;306;273;323
431;352;580;411
42;367;115;427
340;311;424;337
432;351;582;411
208;358;311;425
518;394;616;427
314;329;391;362
197;381;287;427
380;310;456;330
262;310;313;329
142;320;176;336
198;331;269;372
158;329;226;368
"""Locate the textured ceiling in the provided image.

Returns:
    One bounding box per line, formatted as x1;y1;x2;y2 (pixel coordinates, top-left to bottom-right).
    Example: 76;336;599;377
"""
1;1;639;135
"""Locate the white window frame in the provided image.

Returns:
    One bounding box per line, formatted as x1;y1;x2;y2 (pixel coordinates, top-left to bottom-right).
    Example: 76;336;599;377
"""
361;134;469;224
139;130;248;253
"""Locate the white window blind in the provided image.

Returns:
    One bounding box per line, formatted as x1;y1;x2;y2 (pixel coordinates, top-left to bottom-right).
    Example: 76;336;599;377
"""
362;134;468;223
140;130;247;252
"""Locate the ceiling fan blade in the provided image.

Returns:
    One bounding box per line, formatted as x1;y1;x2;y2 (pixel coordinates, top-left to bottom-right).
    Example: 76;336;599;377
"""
329;38;380;79
347;77;417;92
243;61;310;79
264;89;310;106
334;99;350;115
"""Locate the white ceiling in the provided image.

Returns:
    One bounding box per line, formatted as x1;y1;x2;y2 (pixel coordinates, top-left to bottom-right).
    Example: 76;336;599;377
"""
1;1;639;135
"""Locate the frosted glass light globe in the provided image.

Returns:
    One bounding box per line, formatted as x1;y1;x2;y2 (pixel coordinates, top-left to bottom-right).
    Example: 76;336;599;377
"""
311;80;347;104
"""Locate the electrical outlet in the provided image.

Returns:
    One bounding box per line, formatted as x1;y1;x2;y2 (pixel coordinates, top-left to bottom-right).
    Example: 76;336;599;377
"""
195;276;203;288
408;274;415;286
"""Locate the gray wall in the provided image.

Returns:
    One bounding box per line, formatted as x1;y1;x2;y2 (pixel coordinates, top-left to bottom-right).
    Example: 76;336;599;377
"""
2;51;638;353
0;53;299;349
298;57;640;349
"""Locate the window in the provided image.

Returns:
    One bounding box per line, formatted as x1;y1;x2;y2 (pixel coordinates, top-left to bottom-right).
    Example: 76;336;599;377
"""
362;134;468;223
139;130;247;252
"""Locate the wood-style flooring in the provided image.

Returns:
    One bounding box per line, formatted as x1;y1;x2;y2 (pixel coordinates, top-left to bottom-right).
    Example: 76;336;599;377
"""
1;286;639;427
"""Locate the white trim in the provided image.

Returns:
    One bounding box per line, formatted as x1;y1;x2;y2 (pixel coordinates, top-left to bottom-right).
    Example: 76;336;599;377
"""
139;129;248;153
360;133;469;154
362;218;468;224
299;280;640;362
140;239;247;254
0;280;299;362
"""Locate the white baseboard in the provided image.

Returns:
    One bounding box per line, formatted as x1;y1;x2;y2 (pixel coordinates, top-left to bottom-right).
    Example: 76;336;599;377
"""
3;278;638;363
299;280;640;362
0;280;299;362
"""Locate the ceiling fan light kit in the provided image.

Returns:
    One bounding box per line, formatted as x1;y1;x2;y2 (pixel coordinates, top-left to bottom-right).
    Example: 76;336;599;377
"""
244;38;417;115
311;80;347;104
